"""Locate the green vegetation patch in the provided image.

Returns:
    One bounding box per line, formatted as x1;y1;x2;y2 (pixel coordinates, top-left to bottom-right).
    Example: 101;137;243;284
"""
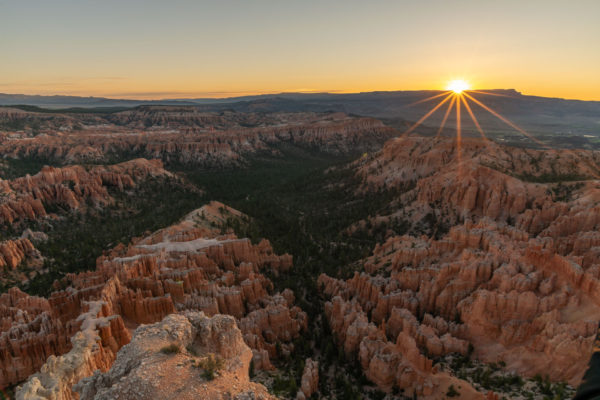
18;176;201;296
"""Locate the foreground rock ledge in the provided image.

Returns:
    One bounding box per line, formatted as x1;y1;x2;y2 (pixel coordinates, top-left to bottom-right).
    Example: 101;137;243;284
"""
6;202;305;396
21;311;274;400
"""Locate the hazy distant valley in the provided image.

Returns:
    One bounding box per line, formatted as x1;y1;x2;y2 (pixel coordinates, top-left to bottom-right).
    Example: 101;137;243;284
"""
2;89;600;149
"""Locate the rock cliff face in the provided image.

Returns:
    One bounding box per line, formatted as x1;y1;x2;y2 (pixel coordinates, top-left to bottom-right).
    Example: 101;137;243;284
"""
319;136;600;397
0;287;71;388
0;238;37;270
6;201;305;398
0;158;172;226
16;301;131;400
0;108;395;166
0;107;82;134
73;312;275;400
357;136;600;229
0;238;44;296
358;136;600;189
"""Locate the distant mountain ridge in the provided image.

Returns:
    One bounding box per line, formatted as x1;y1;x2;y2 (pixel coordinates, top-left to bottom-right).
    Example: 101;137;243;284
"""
2;89;598;108
0;93;199;108
2;90;600;142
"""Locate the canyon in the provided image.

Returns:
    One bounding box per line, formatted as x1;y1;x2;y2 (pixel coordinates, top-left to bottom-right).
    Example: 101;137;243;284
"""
0;105;598;399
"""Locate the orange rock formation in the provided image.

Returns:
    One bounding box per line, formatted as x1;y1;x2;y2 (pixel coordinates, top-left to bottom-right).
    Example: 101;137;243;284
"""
320;136;600;397
4;202;305;398
0;238;36;270
0;158;172;226
0;108;395;166
297;358;319;400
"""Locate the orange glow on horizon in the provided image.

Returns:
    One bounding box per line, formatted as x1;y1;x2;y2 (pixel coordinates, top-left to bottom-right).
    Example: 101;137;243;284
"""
0;82;598;102
401;83;573;175
1;2;598;101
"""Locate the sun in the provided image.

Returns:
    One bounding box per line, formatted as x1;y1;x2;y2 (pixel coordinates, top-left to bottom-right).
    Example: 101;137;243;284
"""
404;78;554;160
446;79;470;94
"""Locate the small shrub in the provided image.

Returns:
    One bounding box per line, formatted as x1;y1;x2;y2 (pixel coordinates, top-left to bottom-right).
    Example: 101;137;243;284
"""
160;343;180;354
194;353;225;380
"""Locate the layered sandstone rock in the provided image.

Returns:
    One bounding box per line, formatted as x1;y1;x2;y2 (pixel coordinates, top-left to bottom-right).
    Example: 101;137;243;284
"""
296;358;319;400
0;287;71;388
6;202;305;397
358;135;600;190
356;136;600;231
0;238;37;270
0;238;45;315
319;136;600;397
16;301;131;400
0;107;82;135
0;109;395;166
0;158;173;226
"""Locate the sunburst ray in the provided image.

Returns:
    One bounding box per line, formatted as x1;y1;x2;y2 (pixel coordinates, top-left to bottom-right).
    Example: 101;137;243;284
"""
463;92;547;148
401;92;453;137
406;91;452;107
461;95;497;155
464;92;600;179
435;95;456;138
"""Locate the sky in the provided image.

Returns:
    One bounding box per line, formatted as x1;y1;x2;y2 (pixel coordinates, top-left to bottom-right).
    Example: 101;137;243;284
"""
1;0;599;100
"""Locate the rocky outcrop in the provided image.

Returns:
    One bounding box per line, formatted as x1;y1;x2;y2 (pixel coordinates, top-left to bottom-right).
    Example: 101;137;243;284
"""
358;136;600;190
0;238;36;270
320;294;481;398
7;202;305;396
74;312;275;400
0;107;82;135
0;158;173;226
356;136;600;232
0;287;70;388
20;229;48;243
0;238;44;312
318;136;600;396
321;217;600;391
16;301;131;400
296;358;319;400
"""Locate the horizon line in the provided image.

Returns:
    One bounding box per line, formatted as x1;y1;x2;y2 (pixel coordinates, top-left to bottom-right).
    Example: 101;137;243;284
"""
1;88;599;103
